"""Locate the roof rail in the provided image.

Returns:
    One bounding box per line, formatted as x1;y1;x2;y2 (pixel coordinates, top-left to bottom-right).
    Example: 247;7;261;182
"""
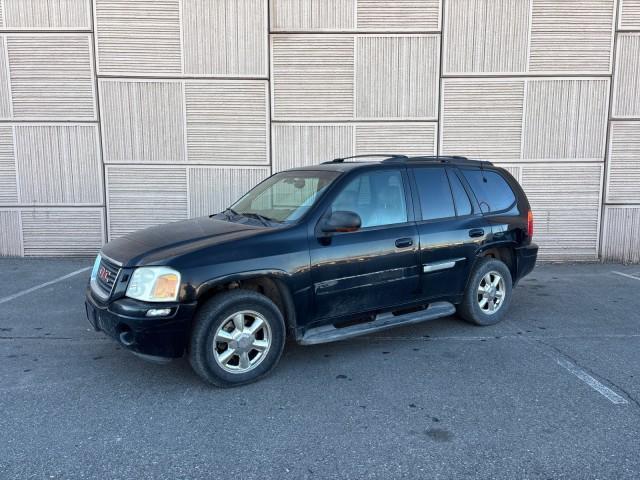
324;154;408;164
382;155;493;166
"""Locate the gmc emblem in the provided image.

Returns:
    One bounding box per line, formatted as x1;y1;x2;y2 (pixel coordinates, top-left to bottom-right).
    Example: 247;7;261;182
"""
98;266;110;282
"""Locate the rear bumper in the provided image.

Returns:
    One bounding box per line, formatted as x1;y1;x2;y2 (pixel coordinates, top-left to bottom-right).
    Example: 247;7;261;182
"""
514;243;538;285
85;288;197;358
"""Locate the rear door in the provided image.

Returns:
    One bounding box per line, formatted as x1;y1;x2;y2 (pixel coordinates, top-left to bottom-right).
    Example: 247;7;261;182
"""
409;166;489;300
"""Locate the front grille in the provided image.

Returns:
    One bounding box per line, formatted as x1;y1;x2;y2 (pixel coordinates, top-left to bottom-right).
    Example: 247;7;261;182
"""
94;257;121;298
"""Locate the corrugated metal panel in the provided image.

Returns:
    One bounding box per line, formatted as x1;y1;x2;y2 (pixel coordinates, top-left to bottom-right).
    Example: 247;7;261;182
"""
6;35;95;120
95;0;181;76
529;0;615;73
357;0;440;31
21;208;104;256
0;210;22;256
272;123;353;171
356;35;439;119
0;1;4;29
3;0;91;30
106;166;188;239
494;163;522;182
183;0;267;76
185;81;269;164
523;79;609;160
521;163;602;260
270;0;355;31
271;35;354;120
613;33;640;118
14;125;102;204
188;166;270;217
0;125;17;204
619;0;640;30
440;79;524;160
444;0;529;74
607;121;640;203
601;206;640;263
0;36;11;119
99;80;185;163
355;122;437;155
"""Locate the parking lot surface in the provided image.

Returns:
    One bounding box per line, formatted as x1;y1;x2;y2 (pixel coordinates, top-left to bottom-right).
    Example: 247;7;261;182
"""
1;258;639;479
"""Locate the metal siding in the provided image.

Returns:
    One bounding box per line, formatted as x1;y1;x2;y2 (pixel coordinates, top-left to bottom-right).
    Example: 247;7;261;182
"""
94;0;182;76
601;206;640;263
6;35;95;120
3;0;91;30
613;33;640;119
188;167;270;217
444;0;529;74
182;0;267;77
21;208;104;256
619;0;640;30
356;0;440;31
270;0;355;31
99;80;185;163
14;125;102;205
185;81;269;164
0;125;17;204
355;122;437;155
0;210;21;256
0;36;11;119
106;166;188;239
356;35;439;119
0;1;4;29
607;121;640;203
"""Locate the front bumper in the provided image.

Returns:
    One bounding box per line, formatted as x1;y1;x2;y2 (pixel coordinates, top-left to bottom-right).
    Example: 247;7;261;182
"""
514;242;538;285
85;288;197;358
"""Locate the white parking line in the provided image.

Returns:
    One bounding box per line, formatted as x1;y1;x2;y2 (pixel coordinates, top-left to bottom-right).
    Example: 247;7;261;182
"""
0;266;91;305
556;358;628;405
612;271;640;281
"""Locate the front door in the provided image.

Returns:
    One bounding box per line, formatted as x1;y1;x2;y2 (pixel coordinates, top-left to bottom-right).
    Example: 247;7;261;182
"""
309;168;421;321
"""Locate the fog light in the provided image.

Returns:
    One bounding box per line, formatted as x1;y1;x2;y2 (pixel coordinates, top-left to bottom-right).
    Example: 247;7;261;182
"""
146;308;171;317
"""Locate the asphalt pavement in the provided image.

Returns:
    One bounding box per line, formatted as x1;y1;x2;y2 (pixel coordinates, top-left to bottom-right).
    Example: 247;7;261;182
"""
1;258;639;479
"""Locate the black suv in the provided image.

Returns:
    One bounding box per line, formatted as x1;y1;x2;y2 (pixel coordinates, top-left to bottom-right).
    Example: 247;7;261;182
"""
85;155;537;386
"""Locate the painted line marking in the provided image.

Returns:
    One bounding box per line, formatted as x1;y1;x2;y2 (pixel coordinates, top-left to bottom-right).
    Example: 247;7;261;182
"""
0;266;91;305
612;271;640;281
556;357;628;405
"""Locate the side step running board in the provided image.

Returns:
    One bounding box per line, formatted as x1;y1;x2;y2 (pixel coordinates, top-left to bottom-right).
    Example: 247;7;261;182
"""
300;302;456;345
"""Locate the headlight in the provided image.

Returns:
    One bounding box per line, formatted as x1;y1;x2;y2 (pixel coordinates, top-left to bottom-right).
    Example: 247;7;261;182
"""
126;267;181;302
90;254;102;282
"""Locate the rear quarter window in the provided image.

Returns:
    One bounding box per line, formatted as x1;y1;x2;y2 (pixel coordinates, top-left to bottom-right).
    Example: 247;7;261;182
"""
461;169;516;214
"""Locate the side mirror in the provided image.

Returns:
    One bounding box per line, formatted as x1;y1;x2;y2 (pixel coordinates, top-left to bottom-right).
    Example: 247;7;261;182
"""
321;211;362;233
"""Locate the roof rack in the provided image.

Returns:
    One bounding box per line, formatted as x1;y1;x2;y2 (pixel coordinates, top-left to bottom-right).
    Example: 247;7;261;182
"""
324;154;408;164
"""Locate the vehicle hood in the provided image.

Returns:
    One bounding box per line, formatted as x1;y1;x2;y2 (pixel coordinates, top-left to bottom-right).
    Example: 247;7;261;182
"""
101;217;266;267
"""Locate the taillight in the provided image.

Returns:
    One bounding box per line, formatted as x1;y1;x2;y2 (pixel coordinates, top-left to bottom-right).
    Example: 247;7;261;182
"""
527;210;534;239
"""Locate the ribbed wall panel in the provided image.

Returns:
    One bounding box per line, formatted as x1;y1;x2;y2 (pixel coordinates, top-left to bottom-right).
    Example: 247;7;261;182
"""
441;79;524;160
0;36;11;119
0;125;17;205
188;167;270;217
21;208;104;256
183;0;267;76
607;122;640;203
357;0;440;31
0;210;21;256
602;207;640;263
270;0;355;31
521;164;602;260
6;35;95;120
495;164;522;182
529;0;615;73
100;80;185;163
107;166;188;239
355;122;437;155
444;0;529;74
271;35;354;120
356;35;439;119
619;0;640;30
3;0;91;30
95;0;181;75
272;123;353;171
523;79;609;160
14;125;102;205
185;81;269;164
613;34;640;118
0;2;4;28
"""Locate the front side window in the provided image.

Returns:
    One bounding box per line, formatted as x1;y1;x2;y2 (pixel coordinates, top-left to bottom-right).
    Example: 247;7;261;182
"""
462;169;516;214
329;170;408;228
413;167;456;221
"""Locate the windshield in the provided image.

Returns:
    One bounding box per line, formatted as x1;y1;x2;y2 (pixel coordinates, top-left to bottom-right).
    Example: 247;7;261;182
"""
226;170;340;224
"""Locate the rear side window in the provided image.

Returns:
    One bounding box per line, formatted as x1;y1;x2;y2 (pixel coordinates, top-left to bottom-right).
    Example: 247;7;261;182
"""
461;169;516;214
413;167;456;220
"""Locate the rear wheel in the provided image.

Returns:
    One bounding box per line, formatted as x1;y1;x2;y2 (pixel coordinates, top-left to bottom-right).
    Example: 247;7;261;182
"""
457;257;512;326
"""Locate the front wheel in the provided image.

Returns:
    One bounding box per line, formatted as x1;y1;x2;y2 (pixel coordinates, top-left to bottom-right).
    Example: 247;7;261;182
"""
457;257;513;326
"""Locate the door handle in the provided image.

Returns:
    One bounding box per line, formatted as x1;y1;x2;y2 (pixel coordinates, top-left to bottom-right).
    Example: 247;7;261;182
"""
468;228;485;238
395;238;413;248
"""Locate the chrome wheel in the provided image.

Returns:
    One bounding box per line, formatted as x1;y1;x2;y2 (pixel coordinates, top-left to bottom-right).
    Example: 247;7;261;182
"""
213;310;271;374
477;271;506;315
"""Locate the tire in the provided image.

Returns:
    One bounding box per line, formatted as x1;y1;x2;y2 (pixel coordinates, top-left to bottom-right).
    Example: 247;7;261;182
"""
456;257;513;326
189;289;286;387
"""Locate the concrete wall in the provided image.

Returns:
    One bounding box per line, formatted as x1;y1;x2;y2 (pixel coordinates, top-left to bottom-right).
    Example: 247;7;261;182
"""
0;0;638;262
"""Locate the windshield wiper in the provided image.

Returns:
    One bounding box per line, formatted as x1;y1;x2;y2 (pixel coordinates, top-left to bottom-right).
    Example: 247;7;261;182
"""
241;212;278;226
213;207;239;220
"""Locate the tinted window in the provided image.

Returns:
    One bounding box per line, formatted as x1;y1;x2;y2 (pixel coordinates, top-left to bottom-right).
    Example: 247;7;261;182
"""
462;169;516;214
331;170;407;228
448;171;473;216
413;167;456;220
